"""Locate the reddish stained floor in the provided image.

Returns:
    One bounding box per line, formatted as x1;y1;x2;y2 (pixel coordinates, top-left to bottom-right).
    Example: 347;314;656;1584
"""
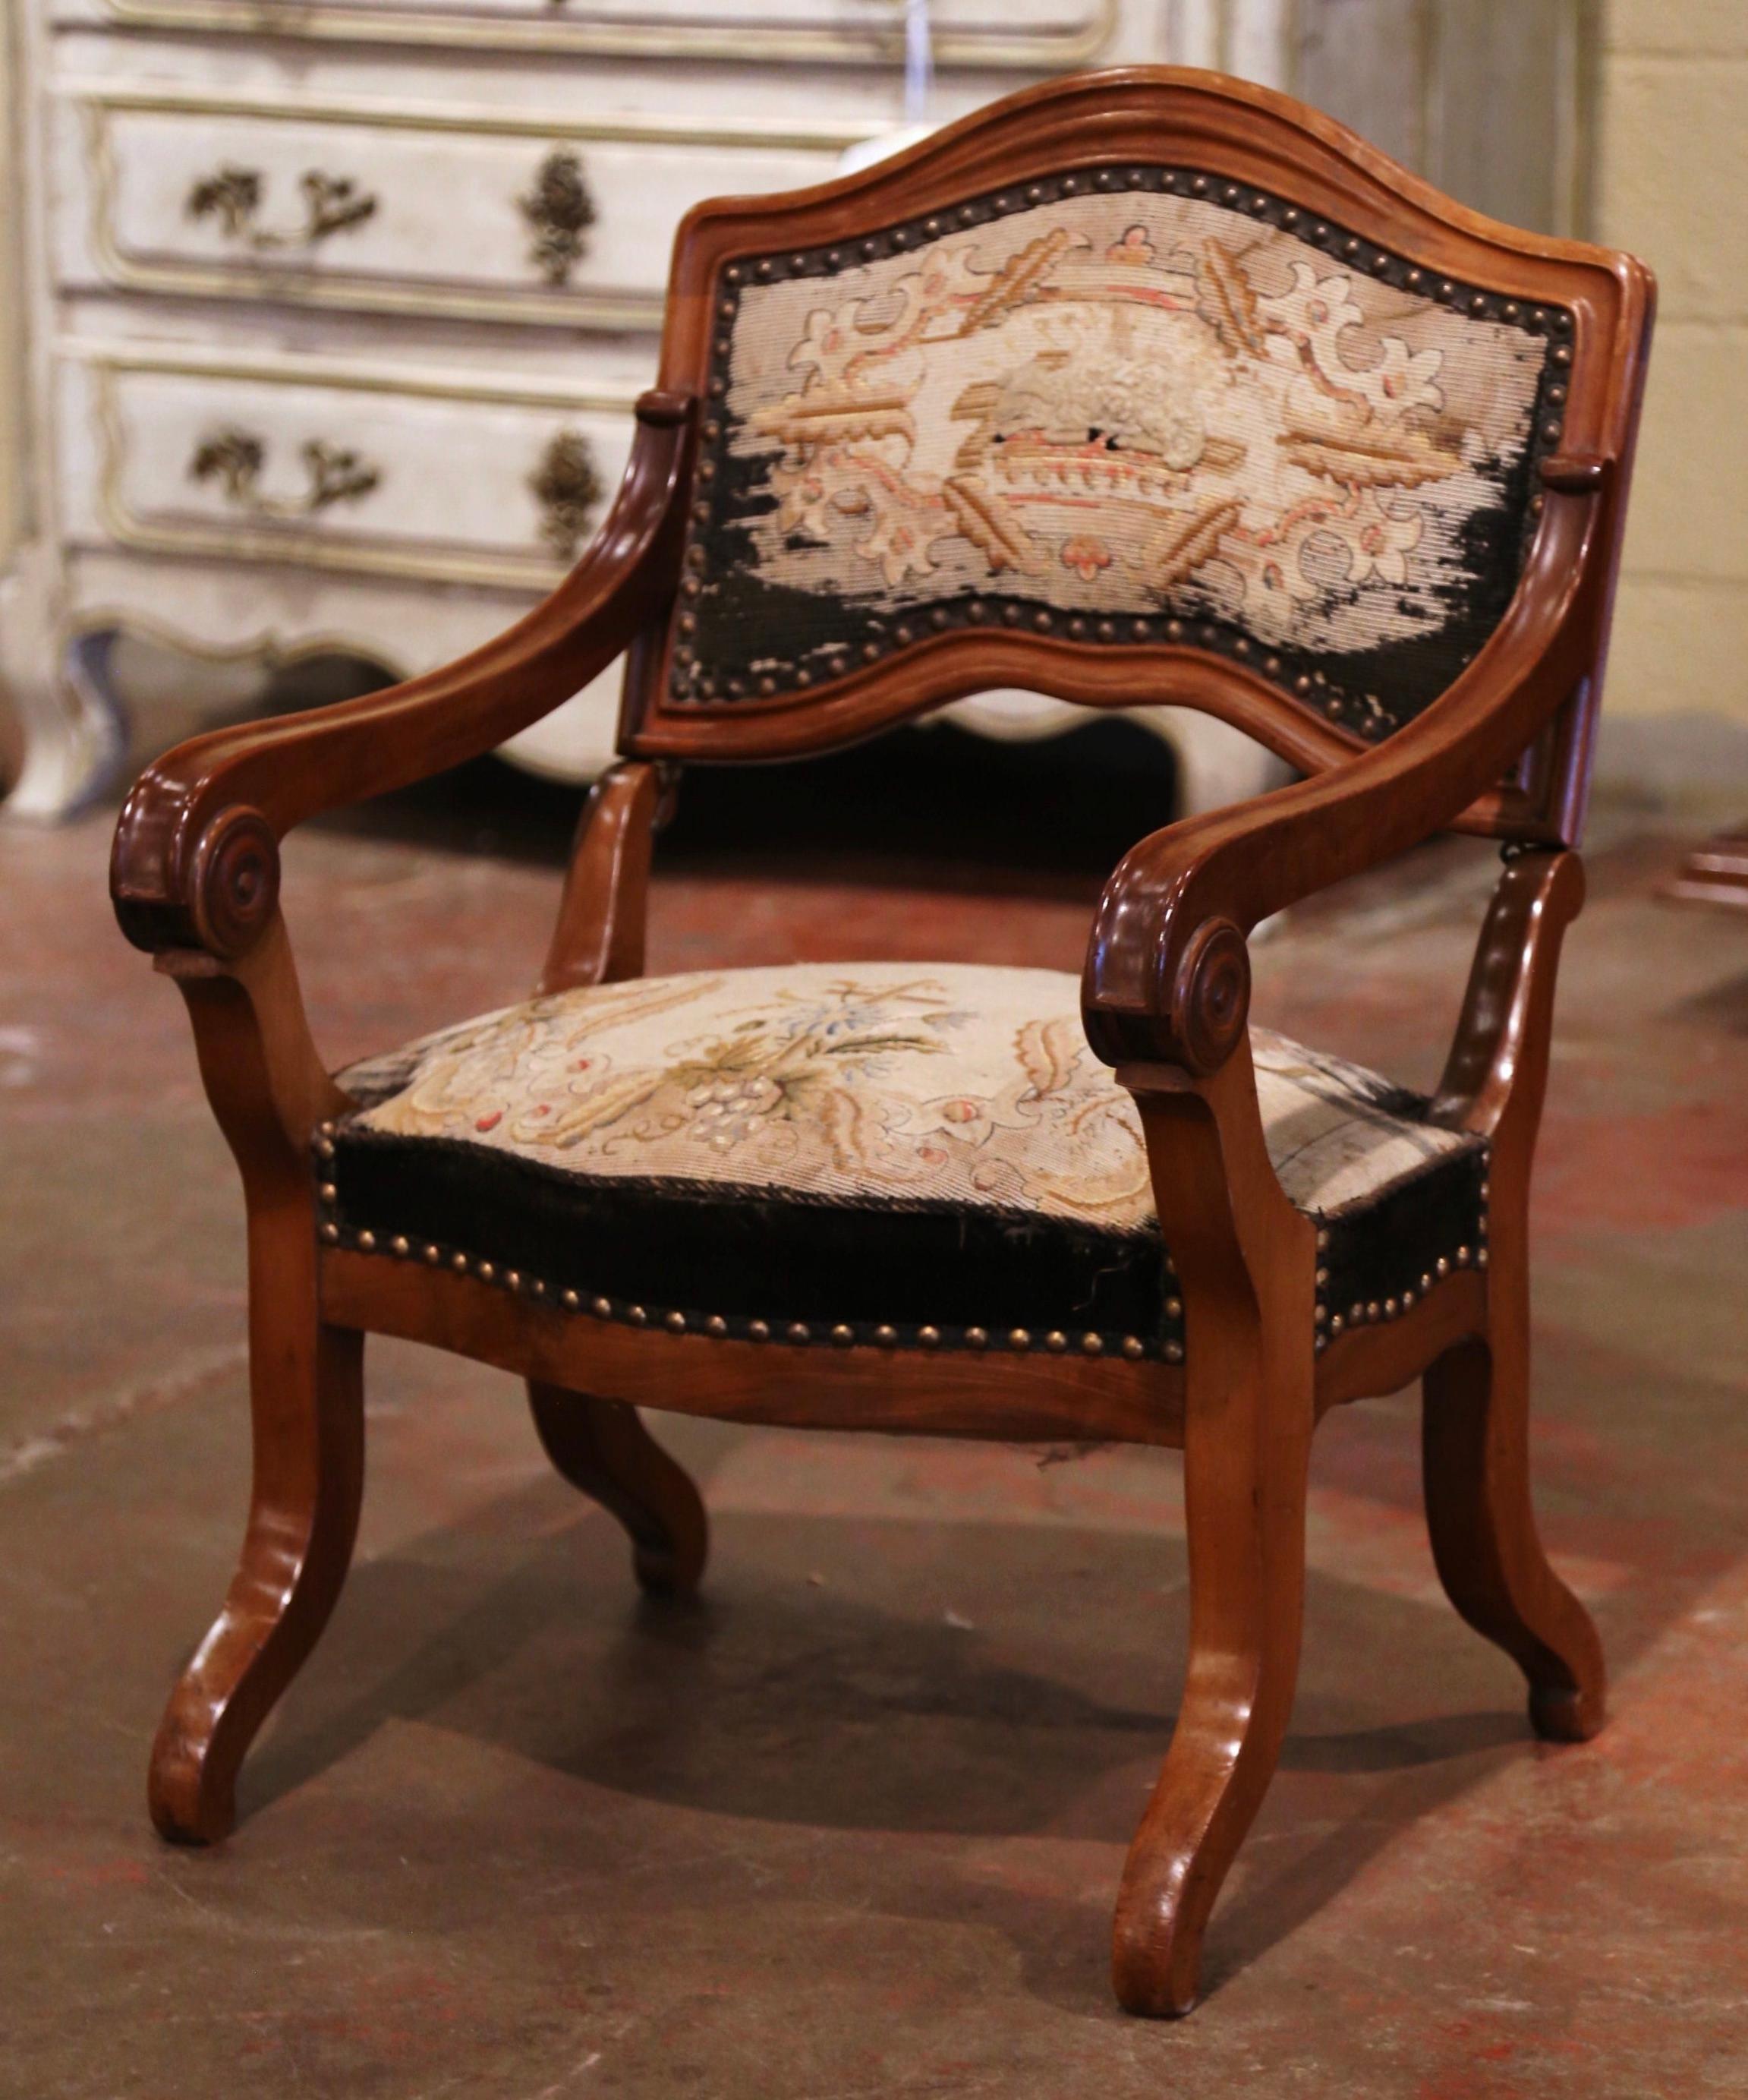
2;736;1746;2097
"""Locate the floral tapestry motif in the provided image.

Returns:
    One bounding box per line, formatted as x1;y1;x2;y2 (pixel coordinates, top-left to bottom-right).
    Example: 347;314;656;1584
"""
342;963;1478;1226
706;189;1552;725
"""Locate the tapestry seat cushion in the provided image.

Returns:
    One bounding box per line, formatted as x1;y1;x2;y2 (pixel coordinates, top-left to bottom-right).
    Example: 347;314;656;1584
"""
322;963;1488;1359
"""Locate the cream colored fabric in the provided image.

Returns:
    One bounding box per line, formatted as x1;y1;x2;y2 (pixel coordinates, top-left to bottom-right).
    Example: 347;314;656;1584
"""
722;188;1547;702
341;963;1471;1225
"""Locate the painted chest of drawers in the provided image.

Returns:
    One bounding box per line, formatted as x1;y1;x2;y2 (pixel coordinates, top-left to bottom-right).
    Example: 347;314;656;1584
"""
10;2;1577;818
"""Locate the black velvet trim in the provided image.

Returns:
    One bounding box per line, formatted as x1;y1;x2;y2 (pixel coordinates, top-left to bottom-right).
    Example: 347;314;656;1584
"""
672;166;1574;741
323;1118;1490;1354
1317;1140;1491;1326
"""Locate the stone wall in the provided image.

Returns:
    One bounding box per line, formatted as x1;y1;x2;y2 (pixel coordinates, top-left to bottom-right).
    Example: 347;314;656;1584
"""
1592;0;1748;795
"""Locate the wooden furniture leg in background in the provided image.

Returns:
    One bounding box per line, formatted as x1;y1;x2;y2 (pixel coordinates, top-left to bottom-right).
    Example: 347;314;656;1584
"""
528;1385;708;1597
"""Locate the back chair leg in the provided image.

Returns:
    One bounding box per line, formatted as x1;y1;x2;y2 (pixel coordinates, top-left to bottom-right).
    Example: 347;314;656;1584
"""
1422;1326;1605;1742
528;1385;709;1597
1112;1351;1314;2016
150;1291;365;1845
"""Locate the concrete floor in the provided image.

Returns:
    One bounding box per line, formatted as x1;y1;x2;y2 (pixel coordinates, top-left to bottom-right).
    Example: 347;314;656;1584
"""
2;742;1746;2096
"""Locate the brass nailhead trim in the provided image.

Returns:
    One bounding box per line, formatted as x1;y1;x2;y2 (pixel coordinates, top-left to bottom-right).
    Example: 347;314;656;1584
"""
320;1222;340;1243
706;1315;729;1338
1007;1327;1031;1351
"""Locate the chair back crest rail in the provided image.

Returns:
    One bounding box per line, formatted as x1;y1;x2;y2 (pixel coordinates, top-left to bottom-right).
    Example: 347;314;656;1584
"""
620;67;1652;851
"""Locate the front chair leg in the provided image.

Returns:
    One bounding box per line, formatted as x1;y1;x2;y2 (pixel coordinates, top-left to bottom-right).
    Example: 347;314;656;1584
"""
150;1313;365;1845
528;1384;708;1597
1422;1328;1605;1742
1113;1361;1313;2016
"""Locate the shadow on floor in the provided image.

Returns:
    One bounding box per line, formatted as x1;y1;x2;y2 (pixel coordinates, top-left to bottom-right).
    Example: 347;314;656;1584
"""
231;1459;1652;2014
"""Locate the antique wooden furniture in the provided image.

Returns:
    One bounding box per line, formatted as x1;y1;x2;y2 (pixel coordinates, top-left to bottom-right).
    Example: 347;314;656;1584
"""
1665;828;1748;911
5;0;1586;821
111;69;1653;2016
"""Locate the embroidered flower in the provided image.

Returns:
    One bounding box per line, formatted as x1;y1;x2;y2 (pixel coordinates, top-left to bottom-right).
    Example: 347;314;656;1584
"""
1343;491;1423;585
1107;225;1157;266
1061;534;1113;582
1364;336;1445;415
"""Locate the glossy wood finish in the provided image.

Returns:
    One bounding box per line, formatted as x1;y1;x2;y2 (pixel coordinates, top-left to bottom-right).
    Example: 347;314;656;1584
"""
1422;847;1605;1741
527;1383;708;1597
1113;1048;1315;2016
146;921;364;1843
111;69;1650;2019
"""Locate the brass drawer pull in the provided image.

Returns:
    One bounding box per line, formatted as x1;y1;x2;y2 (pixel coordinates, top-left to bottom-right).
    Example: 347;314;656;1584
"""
186;167;378;251
189;429;381;516
519;150;595;288
529;429;602;561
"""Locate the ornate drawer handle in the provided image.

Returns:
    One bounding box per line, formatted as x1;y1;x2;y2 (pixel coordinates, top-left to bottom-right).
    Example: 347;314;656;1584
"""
189;429;382;516
529;429;603;561
519;149;595;288
186;167;378;251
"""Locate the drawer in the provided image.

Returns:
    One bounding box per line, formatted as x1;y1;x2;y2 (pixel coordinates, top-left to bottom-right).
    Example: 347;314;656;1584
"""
59;346;644;592
61;0;1117;66
56;90;879;329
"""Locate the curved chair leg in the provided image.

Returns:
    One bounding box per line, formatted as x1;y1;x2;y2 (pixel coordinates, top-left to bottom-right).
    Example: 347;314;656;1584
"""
150;1319;365;1845
528;1384;708;1597
1112;1359;1314;2016
1423;1330;1605;1742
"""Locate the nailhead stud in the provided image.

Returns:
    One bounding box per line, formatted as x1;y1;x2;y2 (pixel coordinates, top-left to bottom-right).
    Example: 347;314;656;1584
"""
787;1322;811;1343
1314;1304;1328;1325
1315;1227;1329;1250
562;1289;581;1310
1081;1333;1104;1355
1044;1331;1068;1352
830;1324;855;1347
451;1252;468;1272
315;1137;335;1160
1008;1327;1031;1351
320;1222;340;1243
749;1320;770;1341
424;1244;441;1264
319;1183;338;1204
477;1263;496;1284
1164;1341;1185;1364
391;1235;409;1257
628;1304;649;1326
874;1324;898;1346
1329;1313;1345;1335
1166;1297;1183;1319
1384;1296;1398;1318
504;1270;521;1292
1121;1336;1145;1361
530;1279;546;1299
918;1325;942;1348
1420;1272;1433;1291
706;1315;728;1337
1477;1247;1489;1268
1366;1301;1381;1321
665;1310;688;1334
1456;1246;1472;1266
1401;1287;1416;1308
1436;1257;1451;1279
357;1230;376;1252
965;1326;988;1349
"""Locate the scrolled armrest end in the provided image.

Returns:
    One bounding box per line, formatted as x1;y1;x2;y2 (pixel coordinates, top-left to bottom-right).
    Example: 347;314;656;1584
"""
1083;912;1251;1077
112;788;281;961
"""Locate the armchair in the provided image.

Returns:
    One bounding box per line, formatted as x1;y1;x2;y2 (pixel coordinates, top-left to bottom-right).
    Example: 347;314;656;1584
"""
112;68;1653;2017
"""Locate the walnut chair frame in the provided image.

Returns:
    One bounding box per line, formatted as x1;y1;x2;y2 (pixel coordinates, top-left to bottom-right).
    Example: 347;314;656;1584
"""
112;69;1653;2016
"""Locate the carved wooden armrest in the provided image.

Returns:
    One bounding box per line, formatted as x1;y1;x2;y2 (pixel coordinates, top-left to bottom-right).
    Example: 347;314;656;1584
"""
1082;466;1612;1074
111;391;696;962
